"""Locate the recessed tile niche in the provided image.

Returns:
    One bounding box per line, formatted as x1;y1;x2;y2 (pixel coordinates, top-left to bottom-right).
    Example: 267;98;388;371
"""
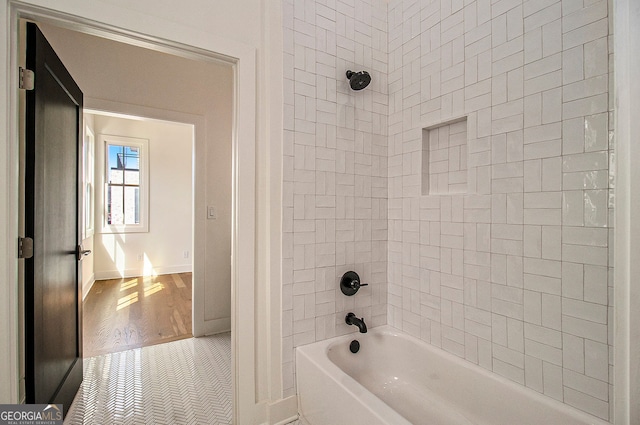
422;118;468;195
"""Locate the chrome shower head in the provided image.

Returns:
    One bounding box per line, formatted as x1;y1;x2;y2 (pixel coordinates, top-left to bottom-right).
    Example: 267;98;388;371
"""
346;70;371;91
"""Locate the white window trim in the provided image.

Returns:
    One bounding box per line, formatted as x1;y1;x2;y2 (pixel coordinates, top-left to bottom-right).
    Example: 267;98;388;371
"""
82;125;95;239
99;134;149;234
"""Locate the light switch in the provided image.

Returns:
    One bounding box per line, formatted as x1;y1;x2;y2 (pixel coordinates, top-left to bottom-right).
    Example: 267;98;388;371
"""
207;206;217;219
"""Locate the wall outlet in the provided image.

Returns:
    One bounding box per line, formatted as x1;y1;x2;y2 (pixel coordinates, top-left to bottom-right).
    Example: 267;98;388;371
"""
137;254;143;262
183;250;189;259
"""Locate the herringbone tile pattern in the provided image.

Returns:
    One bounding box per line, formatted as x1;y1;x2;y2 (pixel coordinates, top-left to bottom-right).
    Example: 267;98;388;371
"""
65;333;231;424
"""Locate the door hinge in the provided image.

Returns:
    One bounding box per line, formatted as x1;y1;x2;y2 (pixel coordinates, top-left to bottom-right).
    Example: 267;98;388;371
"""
18;237;34;259
19;67;34;91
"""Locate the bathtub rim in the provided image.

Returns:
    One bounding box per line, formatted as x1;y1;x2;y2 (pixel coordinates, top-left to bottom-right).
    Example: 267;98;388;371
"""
296;325;611;425
296;329;411;425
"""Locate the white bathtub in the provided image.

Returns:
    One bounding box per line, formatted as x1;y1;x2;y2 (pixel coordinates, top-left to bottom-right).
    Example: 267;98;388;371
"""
296;326;610;425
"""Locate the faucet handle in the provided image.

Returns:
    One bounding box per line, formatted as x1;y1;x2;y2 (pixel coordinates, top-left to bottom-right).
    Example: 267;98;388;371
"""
352;279;368;289
340;271;368;296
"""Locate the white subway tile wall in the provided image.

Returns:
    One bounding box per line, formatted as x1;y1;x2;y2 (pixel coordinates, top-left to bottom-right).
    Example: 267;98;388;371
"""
283;0;614;421
423;119;469;195
282;0;389;398
387;0;613;421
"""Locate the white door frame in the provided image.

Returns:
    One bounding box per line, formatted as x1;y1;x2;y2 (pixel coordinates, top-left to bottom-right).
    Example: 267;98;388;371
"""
1;1;262;422
614;0;640;423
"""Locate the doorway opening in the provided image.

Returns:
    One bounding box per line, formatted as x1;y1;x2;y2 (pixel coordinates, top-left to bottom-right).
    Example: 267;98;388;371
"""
13;12;248;418
29;19;236;340
81;111;197;357
7;1;262;418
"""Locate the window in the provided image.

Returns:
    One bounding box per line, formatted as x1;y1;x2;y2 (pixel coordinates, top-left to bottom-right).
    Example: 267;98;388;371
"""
101;135;149;233
83;126;95;238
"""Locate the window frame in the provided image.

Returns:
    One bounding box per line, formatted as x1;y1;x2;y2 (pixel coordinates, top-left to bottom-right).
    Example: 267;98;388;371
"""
100;134;149;234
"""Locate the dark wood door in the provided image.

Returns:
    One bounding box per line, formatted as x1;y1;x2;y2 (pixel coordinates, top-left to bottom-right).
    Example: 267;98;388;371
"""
24;22;83;416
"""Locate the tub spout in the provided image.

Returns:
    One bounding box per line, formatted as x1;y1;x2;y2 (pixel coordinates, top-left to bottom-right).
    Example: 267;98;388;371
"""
345;313;367;333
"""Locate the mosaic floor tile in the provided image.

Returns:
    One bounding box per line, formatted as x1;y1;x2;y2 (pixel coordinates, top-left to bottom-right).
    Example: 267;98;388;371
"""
65;333;231;424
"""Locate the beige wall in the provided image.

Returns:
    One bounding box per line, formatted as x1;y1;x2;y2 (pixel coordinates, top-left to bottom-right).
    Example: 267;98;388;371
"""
90;114;193;279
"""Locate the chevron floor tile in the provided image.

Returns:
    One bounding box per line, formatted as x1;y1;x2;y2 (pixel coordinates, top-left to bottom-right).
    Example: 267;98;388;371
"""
65;333;232;424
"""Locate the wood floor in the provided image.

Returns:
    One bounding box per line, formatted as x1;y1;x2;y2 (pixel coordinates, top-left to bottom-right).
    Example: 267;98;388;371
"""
83;273;192;358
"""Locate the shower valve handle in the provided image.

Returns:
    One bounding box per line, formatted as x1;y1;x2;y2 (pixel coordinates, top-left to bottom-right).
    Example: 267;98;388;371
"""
351;280;368;289
340;271;367;296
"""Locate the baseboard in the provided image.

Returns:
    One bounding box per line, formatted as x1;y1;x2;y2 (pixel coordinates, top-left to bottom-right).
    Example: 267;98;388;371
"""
93;265;192;281
272;416;299;425
269;395;298;425
201;317;231;336
82;273;95;301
